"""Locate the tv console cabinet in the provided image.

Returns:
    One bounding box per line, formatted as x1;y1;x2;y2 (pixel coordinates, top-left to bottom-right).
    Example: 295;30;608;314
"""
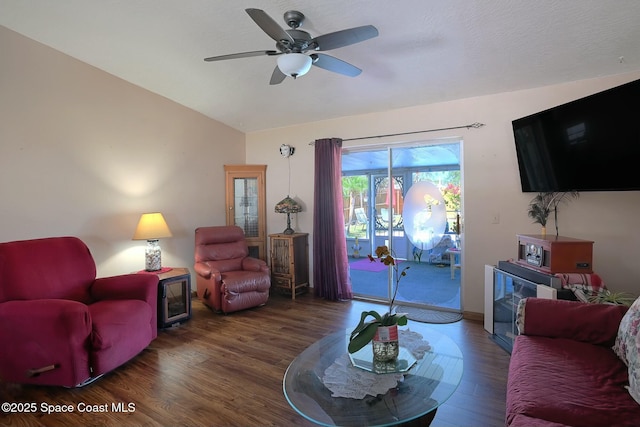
484;261;575;353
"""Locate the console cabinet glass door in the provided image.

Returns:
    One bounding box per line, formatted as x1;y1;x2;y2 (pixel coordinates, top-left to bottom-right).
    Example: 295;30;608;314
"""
493;269;537;353
224;165;267;260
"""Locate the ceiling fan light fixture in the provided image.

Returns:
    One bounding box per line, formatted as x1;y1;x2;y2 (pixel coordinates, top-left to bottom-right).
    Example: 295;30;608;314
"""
205;9;378;85
277;53;312;79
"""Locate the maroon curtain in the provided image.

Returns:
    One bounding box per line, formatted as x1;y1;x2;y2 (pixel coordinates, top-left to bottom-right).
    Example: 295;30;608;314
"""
313;138;352;301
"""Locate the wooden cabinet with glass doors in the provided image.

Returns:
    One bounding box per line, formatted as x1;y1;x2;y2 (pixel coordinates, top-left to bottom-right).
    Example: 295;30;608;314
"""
224;165;267;260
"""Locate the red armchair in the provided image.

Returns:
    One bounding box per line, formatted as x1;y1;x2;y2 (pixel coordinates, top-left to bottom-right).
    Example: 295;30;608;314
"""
194;226;270;314
0;237;158;387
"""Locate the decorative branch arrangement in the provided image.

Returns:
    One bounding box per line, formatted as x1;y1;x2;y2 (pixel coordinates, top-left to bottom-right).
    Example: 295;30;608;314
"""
527;191;579;236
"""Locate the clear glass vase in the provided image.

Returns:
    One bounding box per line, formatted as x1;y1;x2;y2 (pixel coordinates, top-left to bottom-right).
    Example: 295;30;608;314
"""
372;325;399;362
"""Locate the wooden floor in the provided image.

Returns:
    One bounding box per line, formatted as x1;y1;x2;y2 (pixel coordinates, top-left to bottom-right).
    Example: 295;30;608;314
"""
0;293;511;427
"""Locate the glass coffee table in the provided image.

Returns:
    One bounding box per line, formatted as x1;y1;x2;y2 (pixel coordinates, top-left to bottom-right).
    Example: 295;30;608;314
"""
283;322;463;426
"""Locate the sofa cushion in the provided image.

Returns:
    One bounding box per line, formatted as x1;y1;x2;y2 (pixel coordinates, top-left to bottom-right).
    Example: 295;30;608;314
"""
88;299;154;375
0;237;95;304
613;296;640;404
89;300;153;351
516;298;627;346
507;335;640;427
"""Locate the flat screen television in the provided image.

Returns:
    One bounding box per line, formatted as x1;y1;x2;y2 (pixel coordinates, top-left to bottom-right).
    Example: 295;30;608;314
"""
512;79;640;192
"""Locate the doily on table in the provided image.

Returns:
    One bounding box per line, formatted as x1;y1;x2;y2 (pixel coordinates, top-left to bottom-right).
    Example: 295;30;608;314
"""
321;329;431;399
400;329;432;359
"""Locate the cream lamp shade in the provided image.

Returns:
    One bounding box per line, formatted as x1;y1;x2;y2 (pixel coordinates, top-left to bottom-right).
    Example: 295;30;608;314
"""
133;212;173;240
132;212;173;271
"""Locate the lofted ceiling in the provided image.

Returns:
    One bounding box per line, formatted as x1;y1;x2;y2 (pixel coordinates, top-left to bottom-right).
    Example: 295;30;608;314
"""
1;1;640;133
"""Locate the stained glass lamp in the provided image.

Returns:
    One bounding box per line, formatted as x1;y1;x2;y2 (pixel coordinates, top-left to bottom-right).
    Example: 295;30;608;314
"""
275;196;302;234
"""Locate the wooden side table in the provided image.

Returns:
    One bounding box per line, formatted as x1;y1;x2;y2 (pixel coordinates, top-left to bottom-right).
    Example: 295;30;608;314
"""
269;233;309;300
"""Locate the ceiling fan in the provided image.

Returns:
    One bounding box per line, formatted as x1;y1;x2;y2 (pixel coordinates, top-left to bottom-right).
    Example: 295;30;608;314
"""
204;8;378;85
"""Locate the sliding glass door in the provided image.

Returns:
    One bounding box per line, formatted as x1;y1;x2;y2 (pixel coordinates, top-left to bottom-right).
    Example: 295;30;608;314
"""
342;141;462;311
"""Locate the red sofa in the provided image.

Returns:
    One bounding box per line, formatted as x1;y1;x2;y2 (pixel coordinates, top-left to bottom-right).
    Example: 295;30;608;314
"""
0;236;158;387
506;298;640;427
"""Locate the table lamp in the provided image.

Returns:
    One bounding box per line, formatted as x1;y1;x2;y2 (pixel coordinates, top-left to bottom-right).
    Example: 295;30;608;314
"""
132;212;173;271
275;196;302;234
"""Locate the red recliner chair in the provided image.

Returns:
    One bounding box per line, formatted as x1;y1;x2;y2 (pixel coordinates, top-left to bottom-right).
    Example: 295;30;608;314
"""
194;226;270;314
0;236;158;387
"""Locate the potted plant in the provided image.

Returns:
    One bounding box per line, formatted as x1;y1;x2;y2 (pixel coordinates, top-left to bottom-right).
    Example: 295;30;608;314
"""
348;246;410;361
588;290;636;306
527;191;579;236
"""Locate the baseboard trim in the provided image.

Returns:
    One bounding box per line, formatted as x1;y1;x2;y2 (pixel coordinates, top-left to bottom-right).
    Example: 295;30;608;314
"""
463;311;483;322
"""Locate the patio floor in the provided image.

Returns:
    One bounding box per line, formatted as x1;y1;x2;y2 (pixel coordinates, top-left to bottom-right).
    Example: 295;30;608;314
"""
348;256;461;310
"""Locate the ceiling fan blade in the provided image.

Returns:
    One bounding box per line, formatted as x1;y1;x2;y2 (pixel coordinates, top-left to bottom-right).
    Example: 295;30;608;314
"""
311;53;362;77
270;66;287;85
313;25;379;51
246;8;294;44
204;50;279;62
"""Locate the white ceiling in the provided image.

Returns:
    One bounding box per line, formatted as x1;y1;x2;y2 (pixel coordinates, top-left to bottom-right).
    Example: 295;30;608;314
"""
1;0;639;133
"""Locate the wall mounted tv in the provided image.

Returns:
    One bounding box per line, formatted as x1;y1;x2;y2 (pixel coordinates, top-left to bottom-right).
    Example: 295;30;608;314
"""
512;79;640;192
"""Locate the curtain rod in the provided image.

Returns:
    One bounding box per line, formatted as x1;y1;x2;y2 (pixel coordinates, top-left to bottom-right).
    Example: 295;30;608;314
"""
308;122;485;144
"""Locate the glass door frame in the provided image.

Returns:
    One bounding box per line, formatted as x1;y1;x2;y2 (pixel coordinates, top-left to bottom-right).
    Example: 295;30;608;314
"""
342;140;463;311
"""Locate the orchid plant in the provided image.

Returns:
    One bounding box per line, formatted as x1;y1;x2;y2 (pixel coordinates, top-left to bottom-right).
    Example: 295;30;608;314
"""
348;245;410;354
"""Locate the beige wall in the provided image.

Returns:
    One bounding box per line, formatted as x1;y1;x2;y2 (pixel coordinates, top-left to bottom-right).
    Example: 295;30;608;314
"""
247;71;640;314
4;25;640;315
0;26;245;277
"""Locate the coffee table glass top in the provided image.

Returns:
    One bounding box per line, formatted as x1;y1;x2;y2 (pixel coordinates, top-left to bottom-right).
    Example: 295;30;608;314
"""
283;322;463;426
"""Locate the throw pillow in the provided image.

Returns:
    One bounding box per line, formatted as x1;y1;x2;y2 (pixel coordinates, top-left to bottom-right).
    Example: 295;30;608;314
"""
613;296;640;404
630;332;640;405
515;298;527;335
